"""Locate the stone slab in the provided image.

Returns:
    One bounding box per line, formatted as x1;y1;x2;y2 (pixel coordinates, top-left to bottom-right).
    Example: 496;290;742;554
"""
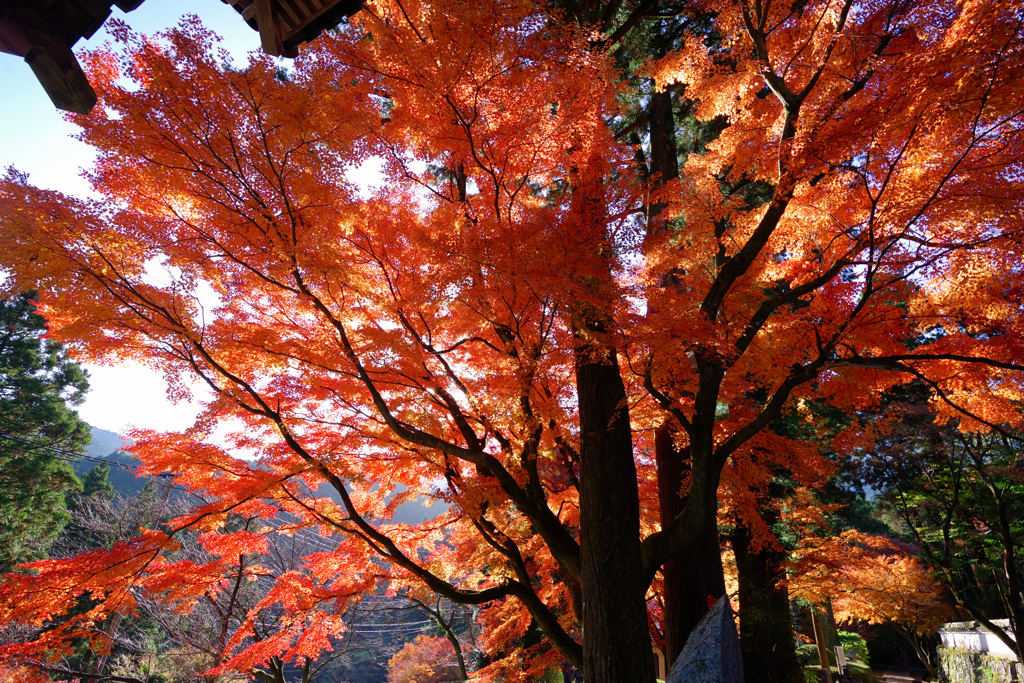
666;595;744;683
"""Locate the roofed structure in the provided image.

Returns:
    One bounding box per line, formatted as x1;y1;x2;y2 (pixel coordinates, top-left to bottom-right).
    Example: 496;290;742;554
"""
1;0;144;113
1;0;364;114
222;0;363;58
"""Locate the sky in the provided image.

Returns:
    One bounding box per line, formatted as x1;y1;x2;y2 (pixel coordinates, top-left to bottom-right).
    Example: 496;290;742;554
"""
1;1;268;435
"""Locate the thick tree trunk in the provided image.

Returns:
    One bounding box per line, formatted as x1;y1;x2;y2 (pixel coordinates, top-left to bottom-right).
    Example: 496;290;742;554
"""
656;427;726;667
576;342;656;683
731;518;803;683
647;78;727;672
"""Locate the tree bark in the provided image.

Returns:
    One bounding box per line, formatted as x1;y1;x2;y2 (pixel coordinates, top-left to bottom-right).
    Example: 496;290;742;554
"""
576;342;656;683
731;517;803;683
656;428;726;667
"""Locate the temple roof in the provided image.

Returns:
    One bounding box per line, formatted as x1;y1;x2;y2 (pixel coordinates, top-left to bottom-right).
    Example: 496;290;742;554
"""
1;0;363;114
222;0;363;58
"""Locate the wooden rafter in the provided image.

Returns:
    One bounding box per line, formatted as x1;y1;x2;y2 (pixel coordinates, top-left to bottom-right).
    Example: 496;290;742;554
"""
0;0;145;113
221;0;363;57
2;0;363;114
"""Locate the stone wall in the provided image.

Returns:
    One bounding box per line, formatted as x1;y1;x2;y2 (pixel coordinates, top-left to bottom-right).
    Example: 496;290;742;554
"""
938;646;1024;683
940;621;1019;662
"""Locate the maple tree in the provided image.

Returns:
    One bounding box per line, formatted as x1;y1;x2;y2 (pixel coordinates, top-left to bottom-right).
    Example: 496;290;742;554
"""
716;395;856;681
790;530;956;677
403;595;478;681
1;0;1023;681
387;634;465;683
860;384;1024;665
17;481;360;683
727;483;803;681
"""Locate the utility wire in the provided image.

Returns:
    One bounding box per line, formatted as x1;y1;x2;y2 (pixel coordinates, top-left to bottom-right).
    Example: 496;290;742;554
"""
0;431;152;473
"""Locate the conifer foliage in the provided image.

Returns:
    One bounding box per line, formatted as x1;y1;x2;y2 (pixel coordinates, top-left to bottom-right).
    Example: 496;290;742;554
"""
0;0;1022;680
0;292;90;571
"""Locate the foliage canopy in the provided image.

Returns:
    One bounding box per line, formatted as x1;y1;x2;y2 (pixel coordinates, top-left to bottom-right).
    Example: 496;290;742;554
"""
0;0;1022;680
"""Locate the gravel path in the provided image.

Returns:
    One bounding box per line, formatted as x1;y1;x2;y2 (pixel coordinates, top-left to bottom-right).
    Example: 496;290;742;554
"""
873;668;930;682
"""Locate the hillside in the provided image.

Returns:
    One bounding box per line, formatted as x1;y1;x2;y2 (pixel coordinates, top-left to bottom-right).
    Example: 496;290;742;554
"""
74;427;151;496
80;427;448;520
83;426;127;460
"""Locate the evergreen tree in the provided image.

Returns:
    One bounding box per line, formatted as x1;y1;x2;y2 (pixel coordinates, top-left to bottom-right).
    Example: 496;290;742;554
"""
79;461;116;502
0;291;90;571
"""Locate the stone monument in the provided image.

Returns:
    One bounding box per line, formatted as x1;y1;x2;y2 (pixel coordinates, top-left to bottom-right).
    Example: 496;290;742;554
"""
666;596;744;683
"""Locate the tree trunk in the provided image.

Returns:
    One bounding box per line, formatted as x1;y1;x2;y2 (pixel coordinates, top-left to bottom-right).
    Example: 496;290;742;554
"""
731;518;803;683
576;342;656;683
993;489;1024;664
656;427;726;667
894;625;939;680
88;612;122;679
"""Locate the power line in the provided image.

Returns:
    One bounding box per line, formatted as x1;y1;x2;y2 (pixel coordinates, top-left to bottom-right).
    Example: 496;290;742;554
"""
0;431;151;473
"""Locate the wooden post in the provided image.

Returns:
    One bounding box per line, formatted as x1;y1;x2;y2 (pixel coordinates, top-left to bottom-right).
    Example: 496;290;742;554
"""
652;644;666;681
811;609;832;683
252;0;282;55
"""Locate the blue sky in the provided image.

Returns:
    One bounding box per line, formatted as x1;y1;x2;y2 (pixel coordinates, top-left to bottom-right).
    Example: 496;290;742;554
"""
1;1;268;434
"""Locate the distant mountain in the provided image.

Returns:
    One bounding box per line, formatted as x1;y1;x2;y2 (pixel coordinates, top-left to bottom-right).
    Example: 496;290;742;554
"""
79;427;449;518
84;426;128;460
391;494;450;525
75;427;150;497
316;482;450;525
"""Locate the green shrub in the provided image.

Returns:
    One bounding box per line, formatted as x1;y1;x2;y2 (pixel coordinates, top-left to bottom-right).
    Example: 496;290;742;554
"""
838;631;870;666
538;668;564;683
847;661;877;683
802;663;876;683
797;644;822;667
